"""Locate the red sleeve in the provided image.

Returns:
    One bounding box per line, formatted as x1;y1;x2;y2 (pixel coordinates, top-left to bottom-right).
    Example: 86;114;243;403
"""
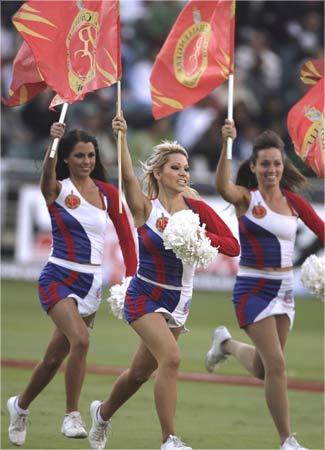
185;197;240;257
95;181;138;276
284;190;324;244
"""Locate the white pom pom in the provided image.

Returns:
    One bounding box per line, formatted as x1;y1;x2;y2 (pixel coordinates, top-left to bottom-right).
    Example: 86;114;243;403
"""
107;276;132;320
300;255;325;300
162;209;218;268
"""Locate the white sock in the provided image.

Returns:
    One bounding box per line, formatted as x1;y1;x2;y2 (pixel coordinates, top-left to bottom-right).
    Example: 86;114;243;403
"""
15;397;29;415
96;405;109;424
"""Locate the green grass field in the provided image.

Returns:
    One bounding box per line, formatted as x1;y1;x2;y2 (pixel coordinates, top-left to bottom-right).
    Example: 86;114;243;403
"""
1;280;324;449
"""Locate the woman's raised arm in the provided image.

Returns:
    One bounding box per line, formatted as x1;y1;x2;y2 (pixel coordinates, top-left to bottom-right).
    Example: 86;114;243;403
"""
112;114;151;227
216;119;249;208
40;122;65;204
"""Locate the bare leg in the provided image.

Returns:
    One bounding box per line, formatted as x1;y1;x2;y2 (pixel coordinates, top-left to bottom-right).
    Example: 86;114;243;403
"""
131;314;183;441
18;328;70;410
49;299;91;413
245;315;291;443
100;341;158;419
100;313;183;442
18;299;93;413
223;338;265;379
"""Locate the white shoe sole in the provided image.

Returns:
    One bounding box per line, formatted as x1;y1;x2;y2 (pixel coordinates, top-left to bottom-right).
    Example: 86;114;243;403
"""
61;429;88;438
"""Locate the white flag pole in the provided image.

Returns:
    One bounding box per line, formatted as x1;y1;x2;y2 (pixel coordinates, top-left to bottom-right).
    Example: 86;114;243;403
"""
117;80;123;214
49;102;69;158
226;74;234;160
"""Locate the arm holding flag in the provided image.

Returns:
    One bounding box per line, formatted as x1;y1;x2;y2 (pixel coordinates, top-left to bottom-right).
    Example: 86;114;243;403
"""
215;119;250;208
40;122;65;204
112;114;152;227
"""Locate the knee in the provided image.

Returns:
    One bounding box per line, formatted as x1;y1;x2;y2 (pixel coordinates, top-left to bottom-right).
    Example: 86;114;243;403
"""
160;350;181;372
70;333;90;354
265;355;286;378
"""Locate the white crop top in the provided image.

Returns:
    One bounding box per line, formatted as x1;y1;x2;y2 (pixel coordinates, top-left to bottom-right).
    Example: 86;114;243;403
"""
238;190;298;268
48;178;109;264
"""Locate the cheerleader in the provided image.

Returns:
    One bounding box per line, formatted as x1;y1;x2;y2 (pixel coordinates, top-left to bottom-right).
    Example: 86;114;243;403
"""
88;114;239;450
205;119;324;450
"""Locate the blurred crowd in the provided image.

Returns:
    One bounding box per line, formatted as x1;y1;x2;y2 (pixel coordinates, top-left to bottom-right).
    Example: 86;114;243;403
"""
1;0;324;182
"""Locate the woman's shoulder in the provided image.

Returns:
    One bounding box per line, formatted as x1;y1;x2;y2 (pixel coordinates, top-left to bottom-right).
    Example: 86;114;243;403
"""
93;179;118;195
282;188;316;219
282;188;307;206
185;196;216;216
184;196;204;208
282;188;302;200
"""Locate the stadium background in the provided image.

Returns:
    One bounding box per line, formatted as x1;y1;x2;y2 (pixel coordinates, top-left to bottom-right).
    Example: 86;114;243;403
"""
1;1;324;449
1;0;324;281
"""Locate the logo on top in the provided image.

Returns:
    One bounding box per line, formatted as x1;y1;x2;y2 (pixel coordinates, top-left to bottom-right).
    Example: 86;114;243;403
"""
252;203;267;219
65;191;81;209
156;213;169;232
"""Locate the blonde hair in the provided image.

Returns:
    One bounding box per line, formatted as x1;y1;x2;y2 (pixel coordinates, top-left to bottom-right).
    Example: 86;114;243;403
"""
140;140;199;199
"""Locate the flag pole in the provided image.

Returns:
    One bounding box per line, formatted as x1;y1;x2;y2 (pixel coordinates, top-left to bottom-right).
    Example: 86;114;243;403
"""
117;80;122;214
50;102;69;158
226;74;234;160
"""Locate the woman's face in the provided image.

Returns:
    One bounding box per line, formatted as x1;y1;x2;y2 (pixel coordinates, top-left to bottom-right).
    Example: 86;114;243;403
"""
155;153;190;193
250;147;284;188
64;141;96;178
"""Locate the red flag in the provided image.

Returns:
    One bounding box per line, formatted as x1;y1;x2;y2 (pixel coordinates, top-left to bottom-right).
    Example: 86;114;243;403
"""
300;58;324;85
150;0;235;119
12;0;121;105
2;41;47;106
287;78;325;178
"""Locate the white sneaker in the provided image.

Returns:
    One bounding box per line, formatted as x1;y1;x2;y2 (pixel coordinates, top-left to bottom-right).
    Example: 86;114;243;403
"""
161;435;192;450
61;411;87;438
280;434;309;450
7;396;29;446
205;326;231;372
88;400;111;449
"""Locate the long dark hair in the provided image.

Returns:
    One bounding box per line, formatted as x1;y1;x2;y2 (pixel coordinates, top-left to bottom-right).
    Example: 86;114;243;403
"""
55;129;106;181
235;130;307;191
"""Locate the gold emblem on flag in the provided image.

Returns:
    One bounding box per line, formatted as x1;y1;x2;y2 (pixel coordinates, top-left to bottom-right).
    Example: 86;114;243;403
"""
66;10;99;94
301;107;324;159
173;20;211;89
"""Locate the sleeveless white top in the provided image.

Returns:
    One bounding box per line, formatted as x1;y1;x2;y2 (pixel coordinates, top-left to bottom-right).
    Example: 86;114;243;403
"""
48;178;109;264
137;198;195;289
238;190;298;268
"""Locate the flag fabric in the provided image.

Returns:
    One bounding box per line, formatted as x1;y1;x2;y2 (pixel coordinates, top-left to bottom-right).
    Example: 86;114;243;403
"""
150;0;236;119
287;77;324;178
300;58;324;85
2;41;47;106
11;0;121;106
